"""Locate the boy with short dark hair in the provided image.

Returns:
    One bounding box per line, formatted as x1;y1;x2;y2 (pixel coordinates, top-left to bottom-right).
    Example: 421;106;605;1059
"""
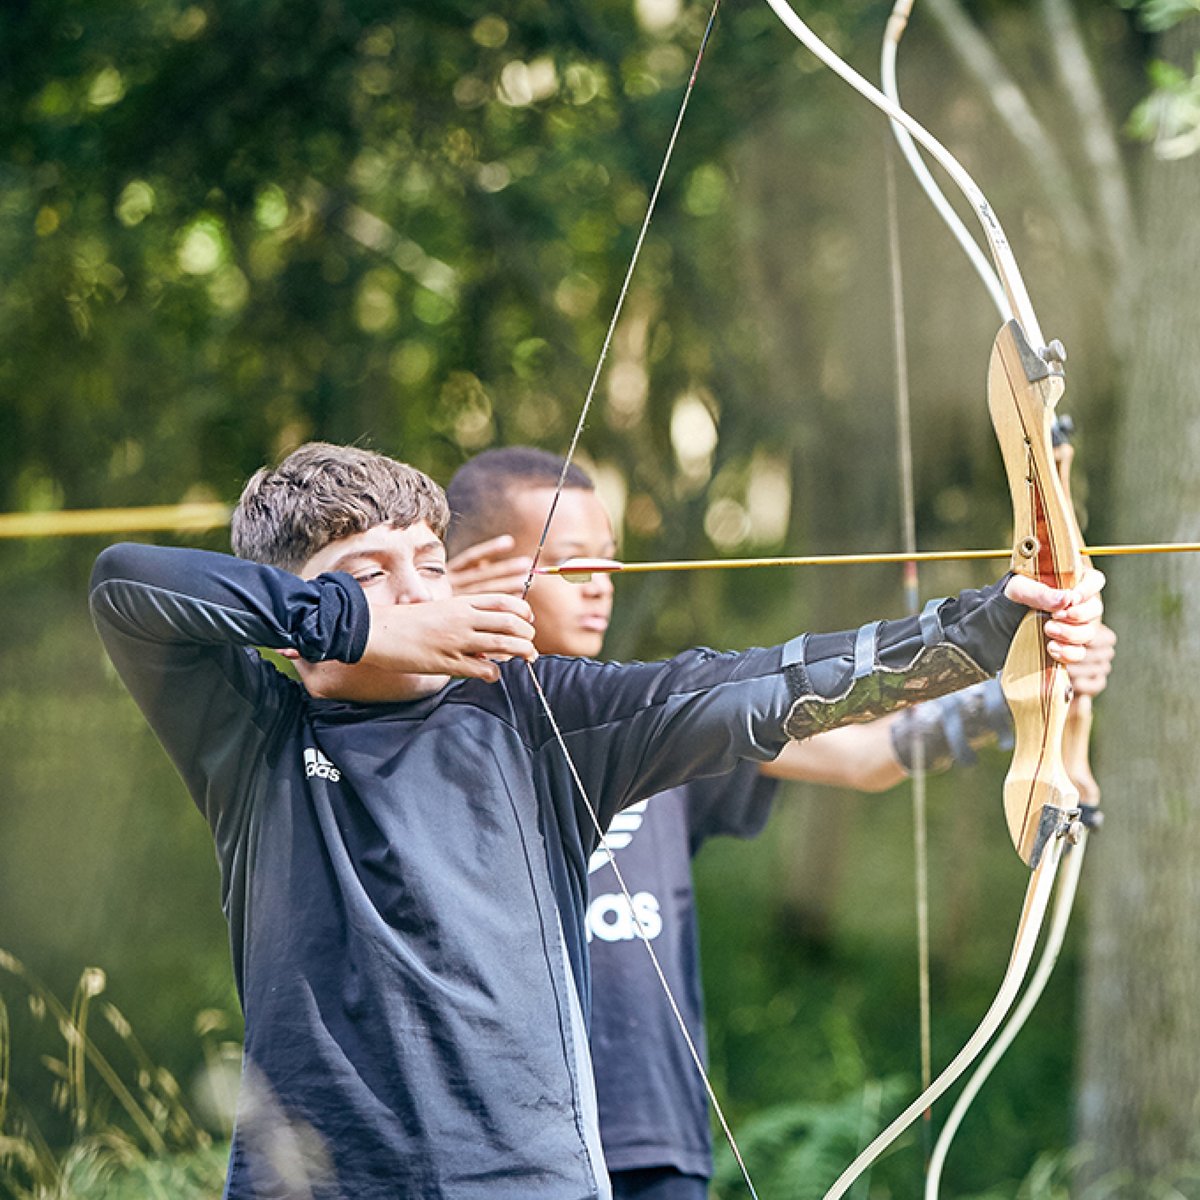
90;441;1103;1200
445;446;1113;1200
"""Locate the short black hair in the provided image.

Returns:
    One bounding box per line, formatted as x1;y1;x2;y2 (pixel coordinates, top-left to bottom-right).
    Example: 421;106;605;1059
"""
445;448;594;556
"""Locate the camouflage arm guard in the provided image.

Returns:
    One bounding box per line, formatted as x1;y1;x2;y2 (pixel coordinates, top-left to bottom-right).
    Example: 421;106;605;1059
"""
781;578;1024;741
889;676;1014;774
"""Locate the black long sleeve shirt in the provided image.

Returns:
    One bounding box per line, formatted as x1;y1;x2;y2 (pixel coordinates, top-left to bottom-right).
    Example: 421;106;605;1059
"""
90;544;806;1200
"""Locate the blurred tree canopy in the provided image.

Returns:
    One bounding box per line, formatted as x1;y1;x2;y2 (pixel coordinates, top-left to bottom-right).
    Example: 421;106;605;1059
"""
0;0;803;538
0;0;1074;608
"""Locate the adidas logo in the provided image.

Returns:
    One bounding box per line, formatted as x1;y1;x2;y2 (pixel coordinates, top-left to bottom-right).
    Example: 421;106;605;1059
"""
303;747;341;782
587;800;648;875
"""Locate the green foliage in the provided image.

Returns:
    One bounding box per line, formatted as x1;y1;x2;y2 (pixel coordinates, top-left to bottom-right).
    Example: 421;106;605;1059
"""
962;1148;1200;1200
1123;0;1200;33
1123;0;1200;158
1128;53;1200;158
3;1142;227;1200
0;0;801;559
0;952;227;1200
710;1079;910;1199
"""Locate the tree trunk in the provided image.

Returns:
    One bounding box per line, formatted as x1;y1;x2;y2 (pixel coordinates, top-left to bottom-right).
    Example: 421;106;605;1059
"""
1075;18;1200;1189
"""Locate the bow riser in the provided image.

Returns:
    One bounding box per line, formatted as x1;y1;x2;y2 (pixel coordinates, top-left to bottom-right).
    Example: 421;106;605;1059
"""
987;320;1086;864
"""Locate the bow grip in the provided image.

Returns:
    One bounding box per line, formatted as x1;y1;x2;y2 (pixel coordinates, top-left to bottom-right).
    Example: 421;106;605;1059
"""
987;320;1086;865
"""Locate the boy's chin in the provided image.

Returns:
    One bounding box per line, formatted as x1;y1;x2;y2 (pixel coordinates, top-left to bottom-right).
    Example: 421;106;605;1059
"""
567;635;606;659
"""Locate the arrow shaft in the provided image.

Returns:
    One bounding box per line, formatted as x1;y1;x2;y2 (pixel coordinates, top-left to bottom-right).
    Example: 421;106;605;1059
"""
540;541;1200;577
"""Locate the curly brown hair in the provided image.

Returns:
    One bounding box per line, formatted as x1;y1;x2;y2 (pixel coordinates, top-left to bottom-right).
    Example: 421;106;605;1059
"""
231;442;450;572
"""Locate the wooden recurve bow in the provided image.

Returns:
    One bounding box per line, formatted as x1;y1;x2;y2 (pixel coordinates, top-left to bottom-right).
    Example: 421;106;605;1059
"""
754;2;1091;1196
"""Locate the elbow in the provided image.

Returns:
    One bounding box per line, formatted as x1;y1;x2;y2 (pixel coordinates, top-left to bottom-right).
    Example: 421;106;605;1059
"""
91;542;137;592
857;764;907;794
89;542;150;624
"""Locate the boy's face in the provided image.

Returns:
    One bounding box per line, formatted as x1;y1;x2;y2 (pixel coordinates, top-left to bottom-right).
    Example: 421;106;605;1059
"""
509;487;615;658
294;520;454;703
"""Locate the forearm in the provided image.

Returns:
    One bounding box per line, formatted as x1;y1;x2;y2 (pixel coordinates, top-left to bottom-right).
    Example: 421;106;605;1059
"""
889;675;1013;774
749;577;1095;793
89;543;369;663
544;581;1025;822
761;719;906;792
763;674;1015;793
781;579;1024;741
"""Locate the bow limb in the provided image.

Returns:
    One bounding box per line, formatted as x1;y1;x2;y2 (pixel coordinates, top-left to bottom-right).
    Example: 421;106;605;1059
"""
818;835;1067;1200
923;829;1088;1198
760;0;1046;350
924;426;1103;1199
880;0;1010;319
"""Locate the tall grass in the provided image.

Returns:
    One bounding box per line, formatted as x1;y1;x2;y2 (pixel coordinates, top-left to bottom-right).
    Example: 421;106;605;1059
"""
8;949;1197;1199
0;950;231;1200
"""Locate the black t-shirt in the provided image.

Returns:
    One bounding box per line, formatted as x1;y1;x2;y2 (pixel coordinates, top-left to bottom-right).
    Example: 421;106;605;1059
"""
588;763;777;1178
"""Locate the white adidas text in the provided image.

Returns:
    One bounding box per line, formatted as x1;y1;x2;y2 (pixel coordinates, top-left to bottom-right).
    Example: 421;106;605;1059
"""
303;747;341;782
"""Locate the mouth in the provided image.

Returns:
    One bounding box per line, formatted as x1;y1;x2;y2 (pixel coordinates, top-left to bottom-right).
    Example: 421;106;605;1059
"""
579;615;609;633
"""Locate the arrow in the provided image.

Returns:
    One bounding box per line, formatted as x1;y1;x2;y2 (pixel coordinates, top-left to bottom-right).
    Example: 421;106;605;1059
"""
538;541;1200;581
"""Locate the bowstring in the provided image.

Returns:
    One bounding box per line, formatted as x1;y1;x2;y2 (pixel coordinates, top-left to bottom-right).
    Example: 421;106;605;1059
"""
522;0;725;593
884;139;934;1174
517;3;762;1196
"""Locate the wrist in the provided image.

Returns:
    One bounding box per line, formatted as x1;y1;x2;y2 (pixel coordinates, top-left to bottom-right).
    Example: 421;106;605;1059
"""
889;676;1013;774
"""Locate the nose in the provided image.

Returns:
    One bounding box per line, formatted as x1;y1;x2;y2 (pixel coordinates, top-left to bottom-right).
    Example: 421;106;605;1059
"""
582;571;614;600
391;564;436;605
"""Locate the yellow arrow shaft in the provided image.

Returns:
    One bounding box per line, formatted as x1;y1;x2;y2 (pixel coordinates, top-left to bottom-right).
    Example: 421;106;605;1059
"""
2;502;1198;570
0;503;232;539
542;541;1200;576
